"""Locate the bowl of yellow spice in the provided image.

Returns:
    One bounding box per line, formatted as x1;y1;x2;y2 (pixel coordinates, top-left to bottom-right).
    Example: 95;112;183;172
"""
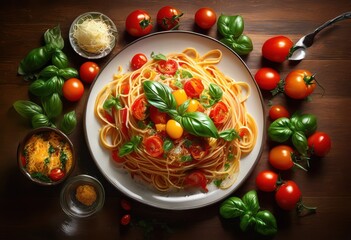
69;12;118;59
60;174;105;218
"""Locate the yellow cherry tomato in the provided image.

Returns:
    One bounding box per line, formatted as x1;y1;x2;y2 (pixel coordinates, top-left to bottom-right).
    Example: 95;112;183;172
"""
172;89;187;106
166;119;183;139
187;99;200;112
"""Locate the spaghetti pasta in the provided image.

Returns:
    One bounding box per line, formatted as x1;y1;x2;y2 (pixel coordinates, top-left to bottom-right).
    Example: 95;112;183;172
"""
95;48;257;192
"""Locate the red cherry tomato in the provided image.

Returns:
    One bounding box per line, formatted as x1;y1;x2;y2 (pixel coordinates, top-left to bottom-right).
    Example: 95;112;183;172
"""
255;170;278;192
125;10;153;37
307;131;331;157
184;170;208;192
254;68;281;91
149;106;167;124
209;101;229;125
284;69;316;99
157;59;178;75
195;7;217;29
49;168;65;181
62;78;84;102
131;53;148;70
275;180;302;210
131;96;149;121
79;62;100;83
183;78;204;98
111;149;126;163
269;145;294;171
157;6;183;30
120;214;131;226
262;36;293;63
143;135;164;158
269;105;290;120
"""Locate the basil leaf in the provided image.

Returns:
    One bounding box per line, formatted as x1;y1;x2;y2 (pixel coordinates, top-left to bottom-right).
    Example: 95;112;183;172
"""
208;83;223;102
254;210;278;236
13;100;43;119
163;139;174;153
31;114;51;128
219;129;239;141
151;52;167;61
180;69;193;79
60;111;77;134
217;15;244;38
17;45;53;76
178;99;190;116
268;117;293;142
180;112;219;138
103;96;123;110
240;213;255;232
29;79;50;97
292;131;308;156
220;35;253;56
58;67;79;80
219;197;247;219
242;190;260;214
143;81;177;115
55;77;65;95
119;136;142;157
41;93;62;119
44;25;64;50
39;65;59;78
52;49;69;69
297;114;317;136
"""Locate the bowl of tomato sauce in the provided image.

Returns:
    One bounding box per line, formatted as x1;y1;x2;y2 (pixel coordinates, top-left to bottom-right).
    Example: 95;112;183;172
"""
17;127;76;186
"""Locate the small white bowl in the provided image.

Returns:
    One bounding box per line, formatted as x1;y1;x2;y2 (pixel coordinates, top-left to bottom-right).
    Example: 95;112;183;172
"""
69;12;118;59
60;174;105;218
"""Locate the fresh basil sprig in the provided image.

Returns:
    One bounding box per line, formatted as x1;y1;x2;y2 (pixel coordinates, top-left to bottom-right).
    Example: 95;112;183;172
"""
60;111;77;134
220;190;277;236
119;136;142;157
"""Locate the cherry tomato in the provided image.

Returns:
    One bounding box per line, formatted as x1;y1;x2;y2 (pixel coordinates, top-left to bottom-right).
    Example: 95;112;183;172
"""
120;83;130;95
125;10;153;37
184;170;208;192
262;36;293;63
269;145;294;171
284;69;316;99
149;106;167;124
254;68;281;91
157;59;178;75
166;119;184;139
186;99;201;112
269;105;290;120
144;135;164;157
79;62;100;84
307;131;331;157
172;89;188;106
62;78;84;102
183;78;204;98
120;214;131;226
255;170;278;192
131;95;149;120
209;101;229;125
189;143;208;160
111;149;126;163
131;53;148;70
49;168;65;181
157;6;183;30
195;7;217;29
275;180;302;210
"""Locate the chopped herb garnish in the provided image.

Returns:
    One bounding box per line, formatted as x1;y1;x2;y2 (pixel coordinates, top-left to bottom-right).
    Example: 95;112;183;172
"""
60;150;68;168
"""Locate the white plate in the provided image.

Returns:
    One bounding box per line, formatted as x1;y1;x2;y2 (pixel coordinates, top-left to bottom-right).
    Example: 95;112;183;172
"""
84;31;265;210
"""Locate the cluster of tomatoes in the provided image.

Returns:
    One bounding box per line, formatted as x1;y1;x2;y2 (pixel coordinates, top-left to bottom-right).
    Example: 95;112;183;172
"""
62;61;100;102
254;35;332;215
125;6;217;37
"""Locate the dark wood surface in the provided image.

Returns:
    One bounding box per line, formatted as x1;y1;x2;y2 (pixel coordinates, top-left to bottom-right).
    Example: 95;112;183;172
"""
1;1;351;239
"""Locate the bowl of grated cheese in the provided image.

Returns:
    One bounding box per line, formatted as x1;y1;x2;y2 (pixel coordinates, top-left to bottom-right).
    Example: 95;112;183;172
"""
69;12;118;59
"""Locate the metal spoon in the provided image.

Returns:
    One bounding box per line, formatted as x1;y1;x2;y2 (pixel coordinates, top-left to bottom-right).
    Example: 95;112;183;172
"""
288;11;351;61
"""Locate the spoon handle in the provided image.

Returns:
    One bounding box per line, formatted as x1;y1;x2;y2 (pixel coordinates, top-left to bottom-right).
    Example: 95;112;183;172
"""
314;11;351;35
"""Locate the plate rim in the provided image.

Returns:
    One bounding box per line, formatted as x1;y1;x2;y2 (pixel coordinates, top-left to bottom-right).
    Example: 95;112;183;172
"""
83;30;266;210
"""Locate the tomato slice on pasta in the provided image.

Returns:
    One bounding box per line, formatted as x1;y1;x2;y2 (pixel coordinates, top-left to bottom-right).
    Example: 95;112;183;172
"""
157;59;178;75
209;101;229;125
184;78;204;98
184;170;208;192
131;95;149;120
144;135;164;157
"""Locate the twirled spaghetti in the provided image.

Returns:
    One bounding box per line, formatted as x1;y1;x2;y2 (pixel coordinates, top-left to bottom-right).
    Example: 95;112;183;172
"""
95;48;257;192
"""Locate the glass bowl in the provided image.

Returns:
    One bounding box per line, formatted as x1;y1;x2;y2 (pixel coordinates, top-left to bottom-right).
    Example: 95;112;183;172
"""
69;12;118;59
60;174;105;218
17;127;76;186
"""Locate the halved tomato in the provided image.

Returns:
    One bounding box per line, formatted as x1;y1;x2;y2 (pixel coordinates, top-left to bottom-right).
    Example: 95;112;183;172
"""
157;59;178;75
184;78;204;98
209;101;229;125
184;170;208;192
131;95;149;120
144;135;164;157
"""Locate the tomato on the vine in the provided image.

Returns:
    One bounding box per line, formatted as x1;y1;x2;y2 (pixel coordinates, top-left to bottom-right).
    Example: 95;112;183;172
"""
255;170;278;192
62;78;84;102
308;131;331;157
254;68;281;91
131;53;148;70
269;145;294;171
284;69;316;99
195;7;217;29
262;36;293;63
157;6;183;30
269;105;290;120
79;61;100;84
125;10;153;37
275;180;301;210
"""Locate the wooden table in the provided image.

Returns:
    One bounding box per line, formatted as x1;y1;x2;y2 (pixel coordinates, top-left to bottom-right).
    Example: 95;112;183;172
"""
1;0;351;239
